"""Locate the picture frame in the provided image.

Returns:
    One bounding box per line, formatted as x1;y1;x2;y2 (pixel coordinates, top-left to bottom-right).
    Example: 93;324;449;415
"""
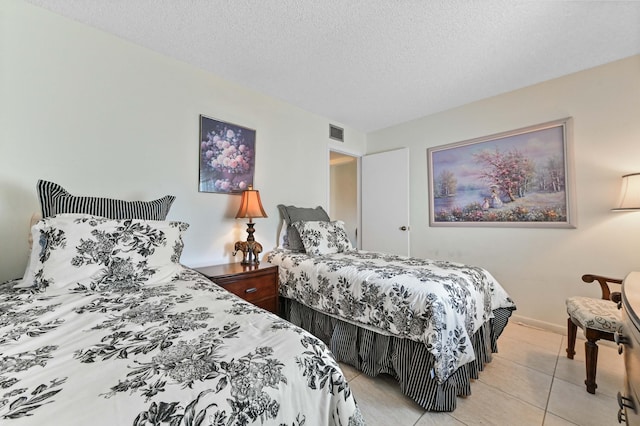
427;117;575;228
199;115;256;194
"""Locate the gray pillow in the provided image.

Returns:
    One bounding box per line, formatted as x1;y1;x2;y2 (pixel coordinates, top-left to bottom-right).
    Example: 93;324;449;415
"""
277;204;330;252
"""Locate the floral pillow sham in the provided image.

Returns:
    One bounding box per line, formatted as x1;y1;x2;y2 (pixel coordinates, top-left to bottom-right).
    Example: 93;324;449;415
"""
22;214;189;290
292;220;353;255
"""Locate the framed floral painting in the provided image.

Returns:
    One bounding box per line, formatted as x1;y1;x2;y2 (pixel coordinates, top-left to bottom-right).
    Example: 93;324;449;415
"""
427;117;576;228
199;115;256;194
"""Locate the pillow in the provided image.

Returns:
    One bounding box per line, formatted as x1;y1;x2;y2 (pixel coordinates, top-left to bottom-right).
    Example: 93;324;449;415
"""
27;212;42;249
14;213;45;289
292;220;353;255
276;218;289;249
277;205;330;252
22;214;188;290
37;180;175;220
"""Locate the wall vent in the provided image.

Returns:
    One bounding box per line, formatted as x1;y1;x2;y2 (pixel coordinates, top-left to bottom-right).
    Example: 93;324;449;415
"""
329;124;344;142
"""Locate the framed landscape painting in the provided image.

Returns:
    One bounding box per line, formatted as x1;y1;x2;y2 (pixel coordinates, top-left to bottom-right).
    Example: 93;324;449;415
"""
199;115;256;194
427;118;575;228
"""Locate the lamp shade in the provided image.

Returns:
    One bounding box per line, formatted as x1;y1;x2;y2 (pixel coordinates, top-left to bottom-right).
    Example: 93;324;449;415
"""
235;186;267;220
612;173;640;211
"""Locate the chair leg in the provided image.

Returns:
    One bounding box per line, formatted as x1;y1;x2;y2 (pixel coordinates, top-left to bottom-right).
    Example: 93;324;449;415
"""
584;330;599;394
566;317;577;359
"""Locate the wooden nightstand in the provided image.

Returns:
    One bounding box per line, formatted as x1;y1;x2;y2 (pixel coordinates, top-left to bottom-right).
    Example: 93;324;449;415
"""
195;263;279;314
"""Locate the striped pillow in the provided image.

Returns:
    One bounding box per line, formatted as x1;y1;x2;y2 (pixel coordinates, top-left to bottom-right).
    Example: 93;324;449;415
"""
37;180;175;220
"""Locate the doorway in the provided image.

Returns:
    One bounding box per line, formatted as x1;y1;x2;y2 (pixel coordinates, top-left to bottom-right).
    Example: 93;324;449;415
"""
329;151;359;248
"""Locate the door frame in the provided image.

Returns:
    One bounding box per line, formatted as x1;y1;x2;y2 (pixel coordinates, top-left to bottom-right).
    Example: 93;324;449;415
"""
327;145;361;249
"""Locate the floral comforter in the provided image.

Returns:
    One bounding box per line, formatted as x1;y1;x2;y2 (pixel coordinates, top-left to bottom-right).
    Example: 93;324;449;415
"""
0;268;363;425
267;249;516;382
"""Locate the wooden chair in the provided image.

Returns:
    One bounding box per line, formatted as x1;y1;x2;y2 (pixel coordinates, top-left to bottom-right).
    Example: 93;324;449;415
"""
566;274;623;394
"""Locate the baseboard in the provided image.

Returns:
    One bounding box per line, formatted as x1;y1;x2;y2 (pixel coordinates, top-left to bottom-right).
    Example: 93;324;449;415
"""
509;313;565;335
508;313;617;348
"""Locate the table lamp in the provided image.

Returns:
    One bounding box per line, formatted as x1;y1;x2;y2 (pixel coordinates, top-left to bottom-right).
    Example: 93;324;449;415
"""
612;173;640;211
234;185;267;265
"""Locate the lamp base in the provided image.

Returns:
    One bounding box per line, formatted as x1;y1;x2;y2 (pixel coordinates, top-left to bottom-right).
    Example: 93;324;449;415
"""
232;239;263;266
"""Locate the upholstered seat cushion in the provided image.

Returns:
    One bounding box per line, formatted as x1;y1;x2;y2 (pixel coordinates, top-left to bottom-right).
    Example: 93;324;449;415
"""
566;296;623;333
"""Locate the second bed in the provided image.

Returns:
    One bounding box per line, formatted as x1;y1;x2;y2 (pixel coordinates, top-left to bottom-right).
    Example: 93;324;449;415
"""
267;247;516;412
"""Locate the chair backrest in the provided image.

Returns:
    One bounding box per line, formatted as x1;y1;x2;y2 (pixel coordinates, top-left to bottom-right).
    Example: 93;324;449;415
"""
582;274;623;301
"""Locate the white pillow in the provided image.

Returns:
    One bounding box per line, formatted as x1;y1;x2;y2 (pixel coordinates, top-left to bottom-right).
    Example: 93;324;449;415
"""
276;218;289;249
15;213;44;289
27;212;42;249
292;220;353;255
21;214;188;290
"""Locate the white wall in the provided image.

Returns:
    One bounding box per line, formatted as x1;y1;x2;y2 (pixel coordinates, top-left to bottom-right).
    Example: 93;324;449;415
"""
367;55;640;331
3;1;638;332
0;0;366;282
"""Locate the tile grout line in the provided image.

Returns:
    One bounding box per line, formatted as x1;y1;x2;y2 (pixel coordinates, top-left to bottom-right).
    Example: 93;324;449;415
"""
541;335;564;425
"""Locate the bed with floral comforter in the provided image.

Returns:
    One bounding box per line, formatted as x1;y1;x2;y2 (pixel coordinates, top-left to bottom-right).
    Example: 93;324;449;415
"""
1;214;363;425
267;248;516;412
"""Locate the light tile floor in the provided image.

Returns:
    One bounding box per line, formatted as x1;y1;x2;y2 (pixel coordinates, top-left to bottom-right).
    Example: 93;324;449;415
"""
341;322;625;426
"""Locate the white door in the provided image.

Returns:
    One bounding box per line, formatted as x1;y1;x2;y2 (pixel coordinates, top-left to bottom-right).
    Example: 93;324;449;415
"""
361;148;410;256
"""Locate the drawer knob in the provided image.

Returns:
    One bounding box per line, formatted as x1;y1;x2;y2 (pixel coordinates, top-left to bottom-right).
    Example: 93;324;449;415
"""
618;407;626;424
618;391;635;410
614;332;628;354
245;287;258;294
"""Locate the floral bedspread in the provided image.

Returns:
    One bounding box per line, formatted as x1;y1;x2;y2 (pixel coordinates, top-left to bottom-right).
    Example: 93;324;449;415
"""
267;249;516;382
0;268;363;425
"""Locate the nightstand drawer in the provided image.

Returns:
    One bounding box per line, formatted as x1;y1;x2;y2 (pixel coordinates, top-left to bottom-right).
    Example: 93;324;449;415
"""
194;263;279;315
253;296;278;314
215;275;277;304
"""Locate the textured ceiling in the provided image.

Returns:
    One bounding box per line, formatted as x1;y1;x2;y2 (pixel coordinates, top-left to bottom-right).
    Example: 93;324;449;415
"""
23;0;640;132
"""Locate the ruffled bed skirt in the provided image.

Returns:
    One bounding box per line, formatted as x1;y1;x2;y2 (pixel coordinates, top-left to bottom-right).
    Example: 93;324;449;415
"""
281;297;514;412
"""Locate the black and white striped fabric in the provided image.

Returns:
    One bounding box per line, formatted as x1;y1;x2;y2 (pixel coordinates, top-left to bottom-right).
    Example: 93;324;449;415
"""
282;298;514;412
37;179;175;220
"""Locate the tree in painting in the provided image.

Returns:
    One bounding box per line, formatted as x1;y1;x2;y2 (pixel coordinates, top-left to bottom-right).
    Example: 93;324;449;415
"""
474;148;536;202
537;155;565;193
436;170;457;197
